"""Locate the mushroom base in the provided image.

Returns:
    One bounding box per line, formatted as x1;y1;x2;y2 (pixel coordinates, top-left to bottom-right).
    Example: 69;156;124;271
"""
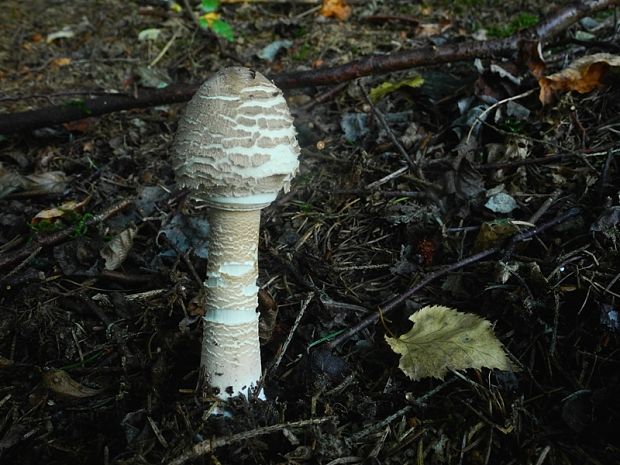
201;208;263;398
201;312;262;398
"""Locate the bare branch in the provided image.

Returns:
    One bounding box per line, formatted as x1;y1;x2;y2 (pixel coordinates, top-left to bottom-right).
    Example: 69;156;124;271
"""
0;0;617;134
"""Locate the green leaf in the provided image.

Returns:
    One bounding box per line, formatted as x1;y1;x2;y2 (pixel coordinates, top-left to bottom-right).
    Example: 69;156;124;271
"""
198;16;209;29
369;75;424;102
385;305;516;380
200;0;220;13
210;19;234;41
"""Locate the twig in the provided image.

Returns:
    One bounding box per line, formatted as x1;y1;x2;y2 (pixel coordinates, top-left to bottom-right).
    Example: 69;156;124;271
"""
326;247;498;349
365;166;408;190
0;90;123;103
149;28;181;68
0;246;42;283
534;445;552;465
270;293;314;373
326;207;581;349
159;233;203;287
300;82;349;111
475;153;560;170
474;146;620;171
167;416;335;465
331;189;427;198
182;0;202;30
465;89;535;143
358;82;419;173
349;378;456;442
528;189;562;224
597;147;615;200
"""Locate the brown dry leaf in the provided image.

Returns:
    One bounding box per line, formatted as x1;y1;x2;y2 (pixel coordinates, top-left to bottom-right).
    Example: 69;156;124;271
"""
539;53;620;104
258;288;278;345
100;225;138;270
63;117;97;133
42;369;103;398
385;305;515;381
320;0;351;21
188;290;206;317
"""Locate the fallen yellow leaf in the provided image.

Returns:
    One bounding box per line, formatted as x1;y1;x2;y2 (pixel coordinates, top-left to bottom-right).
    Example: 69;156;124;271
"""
386;305;516;380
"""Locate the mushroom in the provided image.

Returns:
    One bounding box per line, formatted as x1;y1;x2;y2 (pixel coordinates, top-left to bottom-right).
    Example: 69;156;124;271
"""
172;67;300;398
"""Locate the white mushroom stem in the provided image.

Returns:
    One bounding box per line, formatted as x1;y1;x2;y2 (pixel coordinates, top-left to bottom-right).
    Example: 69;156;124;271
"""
201;208;262;397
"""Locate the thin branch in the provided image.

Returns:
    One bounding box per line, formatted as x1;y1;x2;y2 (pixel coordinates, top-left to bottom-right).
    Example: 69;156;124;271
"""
349;377;457;442
358;82;419;174
325;207;581;349
269;292;314;373
274;0;619;88
0;84;200;134
0;0;617;134
167;416;335;465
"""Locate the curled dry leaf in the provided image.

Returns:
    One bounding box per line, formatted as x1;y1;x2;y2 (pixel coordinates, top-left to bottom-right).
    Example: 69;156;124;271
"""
42;369;103;398
100;225;138;270
258;288;278;345
320;0;351;21
539;53;620;104
385;305;515;381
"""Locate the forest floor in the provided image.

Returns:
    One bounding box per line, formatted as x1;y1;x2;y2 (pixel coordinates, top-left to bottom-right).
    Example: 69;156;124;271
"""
1;1;619;464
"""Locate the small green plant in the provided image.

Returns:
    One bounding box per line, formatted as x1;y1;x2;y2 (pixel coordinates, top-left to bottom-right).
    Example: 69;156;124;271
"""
292;42;312;62
65;99;92;115
29;210;93;236
29;219;64;234
500;117;526;134
198;0;234;42
488;12;539;38
298;202;315;213
72;212;94;237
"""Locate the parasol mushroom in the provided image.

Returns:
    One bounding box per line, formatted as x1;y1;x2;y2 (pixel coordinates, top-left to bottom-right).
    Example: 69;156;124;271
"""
172;67;300;398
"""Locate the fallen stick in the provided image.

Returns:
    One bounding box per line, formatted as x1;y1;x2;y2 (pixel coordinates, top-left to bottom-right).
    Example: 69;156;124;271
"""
325;207;582;350
167;416;334;465
0;0;617;134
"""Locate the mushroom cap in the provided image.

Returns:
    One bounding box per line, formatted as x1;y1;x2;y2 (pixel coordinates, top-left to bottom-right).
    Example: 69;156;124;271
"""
172;67;300;210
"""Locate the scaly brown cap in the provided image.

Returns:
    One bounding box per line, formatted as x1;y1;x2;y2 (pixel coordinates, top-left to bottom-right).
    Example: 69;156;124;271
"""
172;67;300;210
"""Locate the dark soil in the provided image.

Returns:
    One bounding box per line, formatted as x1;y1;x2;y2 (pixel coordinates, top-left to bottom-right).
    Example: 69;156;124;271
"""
1;1;619;464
